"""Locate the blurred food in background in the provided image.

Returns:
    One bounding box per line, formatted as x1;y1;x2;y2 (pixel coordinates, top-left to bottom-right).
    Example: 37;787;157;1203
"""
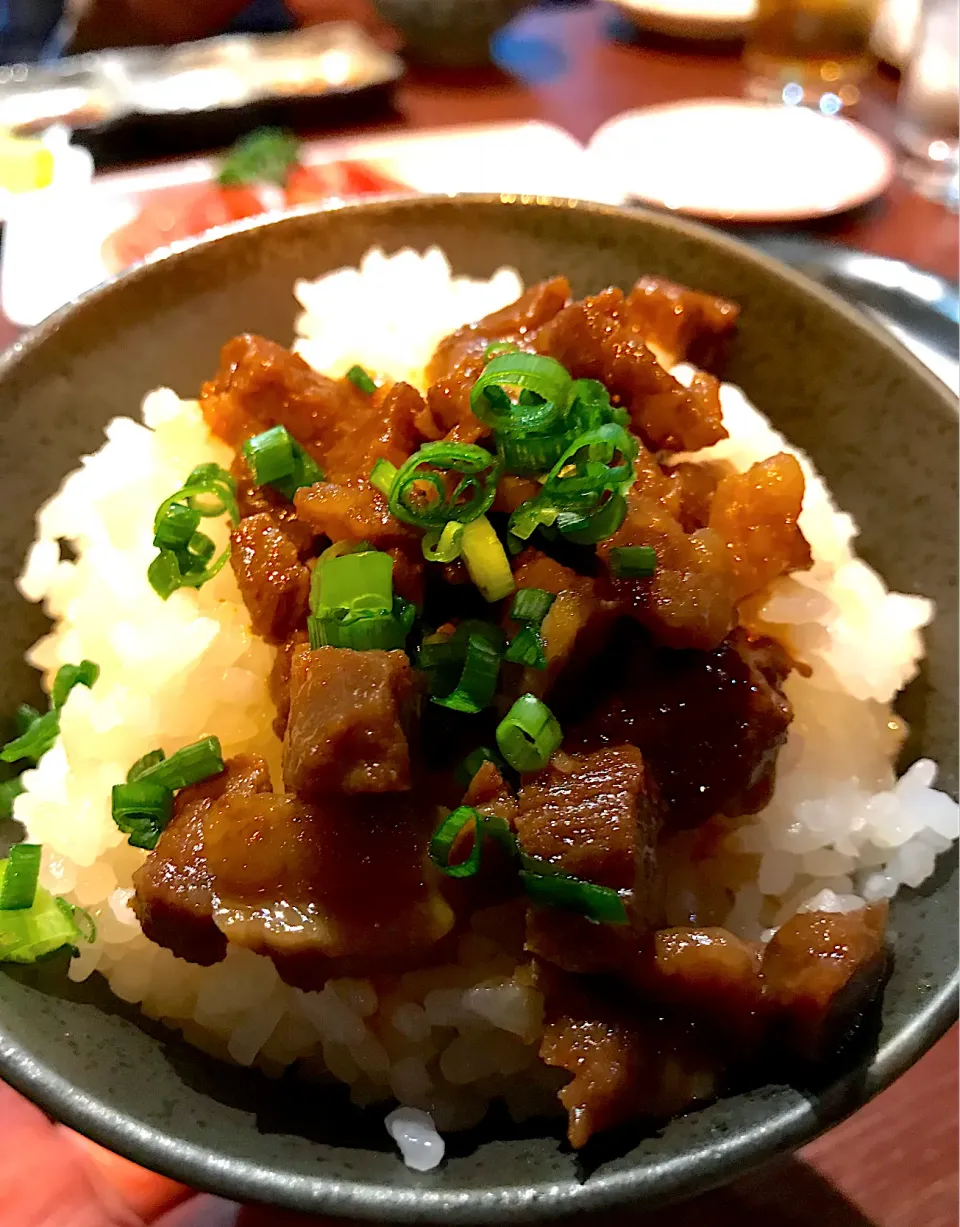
606;0;757;41
102;127;406;271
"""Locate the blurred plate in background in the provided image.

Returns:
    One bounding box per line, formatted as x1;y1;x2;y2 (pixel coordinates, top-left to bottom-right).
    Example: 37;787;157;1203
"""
587;99;895;220
606;0;756;40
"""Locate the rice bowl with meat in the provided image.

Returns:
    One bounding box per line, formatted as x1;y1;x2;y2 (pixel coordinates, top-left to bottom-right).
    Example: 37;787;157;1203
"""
7;246;957;1171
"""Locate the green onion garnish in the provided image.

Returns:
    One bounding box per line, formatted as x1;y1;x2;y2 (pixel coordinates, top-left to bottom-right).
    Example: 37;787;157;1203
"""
309;609;408;651
496;693;562;773
387;443;501;532
111;780;174;851
460;515;515;603
126;749;166;783
504;625;546;669
432;623;504;714
510;588;555;626
422;521;465;564
242;425;324;502
51;660;100;711
609;545;657;578
470;352;571;436
134;737;224;793
455;745;508;788
541;422;637;512
0;843;42;910
482;341;519;360
519;865;628;925
347;364;377;395
507;499;558;546
370;458;398;498
0;878;82;963
309;550;411;651
15;704;40;735
553;493;628;545
428;806;485;878
0;777;24;819
0;709;59;765
148;464;237;600
566;378;629;434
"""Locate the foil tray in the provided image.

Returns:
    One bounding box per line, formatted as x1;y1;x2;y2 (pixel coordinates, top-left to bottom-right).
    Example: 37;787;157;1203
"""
0;25;404;163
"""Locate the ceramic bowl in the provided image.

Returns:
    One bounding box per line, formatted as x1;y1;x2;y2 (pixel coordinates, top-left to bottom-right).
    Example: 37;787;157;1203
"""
369;0;527;66
0;196;955;1221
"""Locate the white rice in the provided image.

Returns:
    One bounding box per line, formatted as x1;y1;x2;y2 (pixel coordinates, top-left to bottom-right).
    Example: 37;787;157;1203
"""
13;247;958;1165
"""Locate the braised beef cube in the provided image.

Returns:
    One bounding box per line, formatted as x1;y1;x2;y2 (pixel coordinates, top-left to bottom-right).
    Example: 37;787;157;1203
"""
762;903;889;1063
537;966;718;1148
282;644;417;799
130;754;272;966
230;513;310;643
203;790;453;985
516;745;660;894
268;629;308;739
572;627;793;829
294;480;416;549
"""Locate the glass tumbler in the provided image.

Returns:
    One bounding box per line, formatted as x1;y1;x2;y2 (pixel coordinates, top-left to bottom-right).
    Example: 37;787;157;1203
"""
894;0;960;208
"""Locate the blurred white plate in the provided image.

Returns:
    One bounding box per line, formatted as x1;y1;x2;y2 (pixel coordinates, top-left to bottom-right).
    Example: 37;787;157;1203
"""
587;100;895;221
2;121;622;328
607;0;756;40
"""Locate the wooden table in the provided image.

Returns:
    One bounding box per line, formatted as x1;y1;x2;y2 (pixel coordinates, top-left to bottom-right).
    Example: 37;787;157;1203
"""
0;5;956;1224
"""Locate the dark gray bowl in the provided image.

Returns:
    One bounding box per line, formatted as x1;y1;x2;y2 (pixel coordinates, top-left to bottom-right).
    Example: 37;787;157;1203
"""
0;196;955;1221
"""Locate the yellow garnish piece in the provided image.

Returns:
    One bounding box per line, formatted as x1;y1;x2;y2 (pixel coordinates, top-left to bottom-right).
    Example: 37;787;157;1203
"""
460;515;515;603
0;134;54;193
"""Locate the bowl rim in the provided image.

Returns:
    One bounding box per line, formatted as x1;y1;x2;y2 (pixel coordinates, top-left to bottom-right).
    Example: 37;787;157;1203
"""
0;193;956;1221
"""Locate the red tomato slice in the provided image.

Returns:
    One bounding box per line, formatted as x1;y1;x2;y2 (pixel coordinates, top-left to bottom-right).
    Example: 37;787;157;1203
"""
283;160;407;207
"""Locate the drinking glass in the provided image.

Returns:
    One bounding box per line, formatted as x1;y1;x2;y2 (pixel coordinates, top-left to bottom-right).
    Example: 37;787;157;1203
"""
894;0;960;208
744;0;882;112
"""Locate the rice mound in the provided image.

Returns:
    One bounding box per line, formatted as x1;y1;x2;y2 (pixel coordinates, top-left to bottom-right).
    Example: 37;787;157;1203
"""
13;247;958;1157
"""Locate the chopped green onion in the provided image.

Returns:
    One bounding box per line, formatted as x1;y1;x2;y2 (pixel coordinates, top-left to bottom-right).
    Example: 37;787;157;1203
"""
422;520;464;564
456;745;508;788
542;422;637;512
554;493;628;545
319;539;374;563
51;660;100;711
428;806;485;878
217;126;300;187
0;709;59;765
111;780;174;851
432;623;504;714
62;899;97;944
370;458;398;498
0;876;81;963
520;866;628;925
347;365;377;395
388;444;501;531
510;588;555;626
242;425;324;501
566;378;629;434
609;545;657;578
470;353;571;435
0;843;42;910
149;466;237;600
393;595;418;638
134;737;224;793
0;777;24;819
483;341;519;360
460;515;515;603
309;611;407;651
126;749;166;783
504;625;546;670
242;424;296;487
312;549;393;618
15;704;40;736
496;693;562;773
507;499;559;544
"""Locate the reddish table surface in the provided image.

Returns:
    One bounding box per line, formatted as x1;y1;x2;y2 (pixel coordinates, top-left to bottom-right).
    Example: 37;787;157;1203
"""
0;6;956;1225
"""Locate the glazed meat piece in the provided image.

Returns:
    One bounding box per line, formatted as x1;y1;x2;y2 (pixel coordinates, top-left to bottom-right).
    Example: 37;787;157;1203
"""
623;275;740;370
570;626;793;829
600;486;739;650
230;513;310;643
537;968;718;1147
463;759;518;827
531;287;727;453
426;277;571;442
201;333;359;455
708;453;812;601
665;460;729;533
508;550;618;698
762;904;889;1062
203;790;454;984
515;745;660;897
130;754;272;966
321;381;437;485
232;455;315;558
282;644;417;799
294;480;416;550
268;629;308;739
526;911;765;1042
